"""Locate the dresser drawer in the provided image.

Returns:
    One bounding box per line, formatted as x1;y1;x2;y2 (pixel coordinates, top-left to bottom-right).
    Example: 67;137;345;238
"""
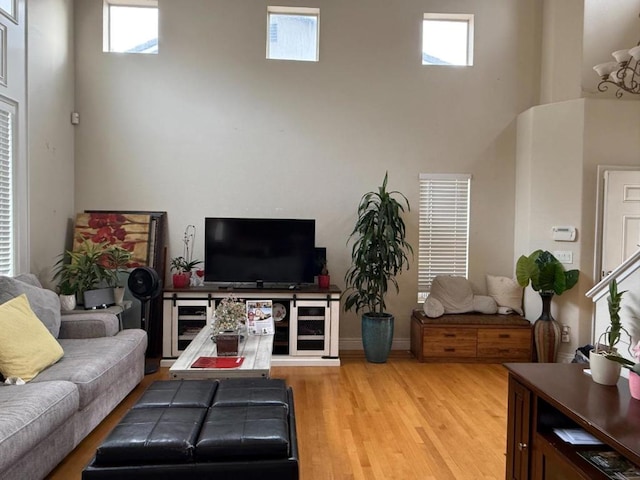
423;327;477;357
477;329;531;360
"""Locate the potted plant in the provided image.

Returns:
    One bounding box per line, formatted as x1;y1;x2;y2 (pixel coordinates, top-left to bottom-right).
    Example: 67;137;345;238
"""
516;250;579;362
211;295;246;356
591;279;630;385
318;260;330;289
103;245;133;304
344;172;413;363
171;225;203;288
605;340;640;399
52;238;115;307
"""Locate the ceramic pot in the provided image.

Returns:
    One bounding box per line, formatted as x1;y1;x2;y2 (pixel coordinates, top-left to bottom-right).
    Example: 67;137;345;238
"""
629;372;640;400
113;287;125;305
172;273;189;288
533;292;561;363
590;349;622;385
362;313;394;363
318;274;330;289
59;293;76;312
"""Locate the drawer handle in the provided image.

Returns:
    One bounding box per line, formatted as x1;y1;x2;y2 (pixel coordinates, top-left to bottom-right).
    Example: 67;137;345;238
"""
444;348;456;352
499;334;510;338
443;333;456;338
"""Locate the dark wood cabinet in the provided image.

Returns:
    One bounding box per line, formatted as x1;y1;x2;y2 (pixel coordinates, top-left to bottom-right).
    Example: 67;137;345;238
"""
505;363;640;480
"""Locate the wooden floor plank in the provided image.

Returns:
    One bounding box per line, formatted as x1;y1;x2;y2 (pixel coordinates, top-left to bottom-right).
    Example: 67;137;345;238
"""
46;356;509;480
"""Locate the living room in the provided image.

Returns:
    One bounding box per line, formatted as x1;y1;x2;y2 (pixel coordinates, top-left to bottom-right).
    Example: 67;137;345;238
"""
5;0;640;478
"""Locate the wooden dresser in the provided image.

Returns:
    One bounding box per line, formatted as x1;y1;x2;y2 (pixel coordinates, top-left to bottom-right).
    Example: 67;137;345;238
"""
410;310;532;363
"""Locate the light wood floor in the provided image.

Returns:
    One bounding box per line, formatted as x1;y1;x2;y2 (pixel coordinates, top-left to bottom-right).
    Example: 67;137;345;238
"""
47;354;509;480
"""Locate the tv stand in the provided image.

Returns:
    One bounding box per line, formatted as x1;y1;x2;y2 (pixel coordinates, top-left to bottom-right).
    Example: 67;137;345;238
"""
162;284;341;367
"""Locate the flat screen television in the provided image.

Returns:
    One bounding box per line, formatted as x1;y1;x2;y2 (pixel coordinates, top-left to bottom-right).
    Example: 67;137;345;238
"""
204;217;316;286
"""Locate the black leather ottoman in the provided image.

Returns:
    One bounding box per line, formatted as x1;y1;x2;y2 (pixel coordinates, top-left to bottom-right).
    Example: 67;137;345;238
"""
82;379;299;480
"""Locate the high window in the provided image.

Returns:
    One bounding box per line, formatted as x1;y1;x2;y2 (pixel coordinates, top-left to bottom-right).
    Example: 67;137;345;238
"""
267;6;319;62
422;13;474;66
0;102;14;275
103;0;158;54
418;173;471;302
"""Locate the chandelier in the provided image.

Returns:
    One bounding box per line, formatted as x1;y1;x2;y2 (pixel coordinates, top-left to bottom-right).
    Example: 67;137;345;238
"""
593;44;640;97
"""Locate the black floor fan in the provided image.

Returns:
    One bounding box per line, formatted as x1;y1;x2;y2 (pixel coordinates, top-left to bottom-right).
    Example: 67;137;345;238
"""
128;267;162;375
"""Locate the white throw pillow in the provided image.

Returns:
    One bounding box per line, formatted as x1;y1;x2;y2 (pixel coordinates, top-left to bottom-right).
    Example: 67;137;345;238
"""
486;275;524;315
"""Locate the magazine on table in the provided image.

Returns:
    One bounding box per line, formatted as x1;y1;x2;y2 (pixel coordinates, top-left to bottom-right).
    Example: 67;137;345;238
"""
246;300;274;335
578;450;640;480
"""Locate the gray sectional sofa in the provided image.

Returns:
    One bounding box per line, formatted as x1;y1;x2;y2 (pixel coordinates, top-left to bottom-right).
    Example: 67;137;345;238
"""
0;274;147;480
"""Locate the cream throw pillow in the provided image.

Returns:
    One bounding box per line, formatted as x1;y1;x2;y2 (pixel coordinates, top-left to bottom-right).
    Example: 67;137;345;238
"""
0;294;64;382
486;275;524;315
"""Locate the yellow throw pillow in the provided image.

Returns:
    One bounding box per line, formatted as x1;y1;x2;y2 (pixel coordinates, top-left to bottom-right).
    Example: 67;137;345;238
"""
0;294;64;382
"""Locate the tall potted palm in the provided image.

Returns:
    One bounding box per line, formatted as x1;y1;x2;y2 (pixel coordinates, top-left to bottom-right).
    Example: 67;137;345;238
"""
344;172;413;363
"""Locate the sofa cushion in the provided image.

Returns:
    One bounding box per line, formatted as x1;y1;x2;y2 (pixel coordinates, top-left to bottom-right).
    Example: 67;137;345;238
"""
0;275;61;337
0;295;64;382
32;329;147;409
212;378;289;409
133;380;218;409
0;381;79;473
429;276;474;314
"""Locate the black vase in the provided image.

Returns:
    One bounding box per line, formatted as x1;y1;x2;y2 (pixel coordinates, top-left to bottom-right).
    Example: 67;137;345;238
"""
533;292;561;363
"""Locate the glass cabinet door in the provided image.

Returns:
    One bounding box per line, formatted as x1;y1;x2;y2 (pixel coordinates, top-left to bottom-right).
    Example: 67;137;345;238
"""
290;300;330;356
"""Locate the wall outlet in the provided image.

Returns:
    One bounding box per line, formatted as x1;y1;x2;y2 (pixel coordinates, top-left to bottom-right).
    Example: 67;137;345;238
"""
553;251;573;264
561;324;570;343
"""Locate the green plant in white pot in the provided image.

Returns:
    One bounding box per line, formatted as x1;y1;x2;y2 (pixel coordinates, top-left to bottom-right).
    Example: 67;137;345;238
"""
344;172;413;363
591;279;630;385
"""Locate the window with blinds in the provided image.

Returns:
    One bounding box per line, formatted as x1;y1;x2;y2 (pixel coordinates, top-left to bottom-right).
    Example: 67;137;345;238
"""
0;105;13;275
418;173;471;302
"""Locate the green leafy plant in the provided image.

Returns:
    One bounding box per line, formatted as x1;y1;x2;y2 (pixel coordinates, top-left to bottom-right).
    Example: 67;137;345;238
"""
52;238;115;295
102;245;133;288
344;172;413;315
515;250;579;295
171;225;202;273
170;256;202;274
605;340;640;374
597;278;630;354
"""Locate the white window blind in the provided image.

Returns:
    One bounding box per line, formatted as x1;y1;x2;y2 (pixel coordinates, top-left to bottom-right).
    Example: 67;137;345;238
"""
0;105;13;275
418;173;471;301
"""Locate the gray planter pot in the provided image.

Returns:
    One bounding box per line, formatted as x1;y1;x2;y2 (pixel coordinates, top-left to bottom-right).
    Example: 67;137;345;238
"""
362;313;394;363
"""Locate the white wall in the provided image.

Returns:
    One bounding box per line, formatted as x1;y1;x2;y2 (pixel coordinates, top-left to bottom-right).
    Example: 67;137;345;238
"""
27;0;76;283
72;0;542;344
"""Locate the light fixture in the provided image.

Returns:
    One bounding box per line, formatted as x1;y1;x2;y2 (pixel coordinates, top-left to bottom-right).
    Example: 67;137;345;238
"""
594;42;640;97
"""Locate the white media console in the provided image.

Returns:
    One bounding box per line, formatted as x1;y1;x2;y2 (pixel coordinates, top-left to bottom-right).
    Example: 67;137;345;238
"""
162;284;341;367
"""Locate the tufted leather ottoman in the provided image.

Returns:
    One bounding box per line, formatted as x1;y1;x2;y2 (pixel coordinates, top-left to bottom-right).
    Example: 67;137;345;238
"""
82;378;299;480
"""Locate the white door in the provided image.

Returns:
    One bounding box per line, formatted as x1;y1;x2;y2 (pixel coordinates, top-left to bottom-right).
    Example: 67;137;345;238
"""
601;170;640;278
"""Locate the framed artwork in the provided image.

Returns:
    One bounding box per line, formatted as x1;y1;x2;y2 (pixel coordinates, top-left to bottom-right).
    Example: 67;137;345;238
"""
73;212;151;267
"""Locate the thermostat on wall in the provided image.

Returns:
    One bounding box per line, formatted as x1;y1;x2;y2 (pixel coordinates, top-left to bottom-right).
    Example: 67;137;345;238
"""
552;226;576;242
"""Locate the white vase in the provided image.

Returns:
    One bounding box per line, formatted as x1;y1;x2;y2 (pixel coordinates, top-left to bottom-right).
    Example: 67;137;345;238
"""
59;294;76;312
590;349;622;386
113;287;125;305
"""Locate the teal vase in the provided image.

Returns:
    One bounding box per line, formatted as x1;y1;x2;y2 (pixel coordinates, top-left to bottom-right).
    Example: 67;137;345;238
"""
362;313;394;363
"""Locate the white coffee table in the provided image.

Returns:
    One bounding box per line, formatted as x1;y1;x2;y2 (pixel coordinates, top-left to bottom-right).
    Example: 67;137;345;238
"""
169;327;274;380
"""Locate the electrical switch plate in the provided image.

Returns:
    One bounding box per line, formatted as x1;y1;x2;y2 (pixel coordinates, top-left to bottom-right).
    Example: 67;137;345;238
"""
554;251;573;264
561;324;570;343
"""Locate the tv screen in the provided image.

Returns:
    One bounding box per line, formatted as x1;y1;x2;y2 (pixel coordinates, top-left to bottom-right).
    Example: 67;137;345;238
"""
204;218;316;286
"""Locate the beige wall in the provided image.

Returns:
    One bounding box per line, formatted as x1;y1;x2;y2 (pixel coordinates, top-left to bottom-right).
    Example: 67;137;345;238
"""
515;98;640;360
27;0;76;283
72;0;542;345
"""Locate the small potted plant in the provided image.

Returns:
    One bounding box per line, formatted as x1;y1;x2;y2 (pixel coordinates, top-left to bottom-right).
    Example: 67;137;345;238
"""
318;260;330;289
591;279;630;385
171;225;203;288
605;340;640;400
53;238;114;307
103;245;133;304
211;294;246;356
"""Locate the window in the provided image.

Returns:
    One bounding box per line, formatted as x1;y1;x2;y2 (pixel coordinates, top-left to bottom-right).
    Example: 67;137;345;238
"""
267;6;319;62
418;173;471;302
422;13;474;66
103;0;158;54
0;102;14;275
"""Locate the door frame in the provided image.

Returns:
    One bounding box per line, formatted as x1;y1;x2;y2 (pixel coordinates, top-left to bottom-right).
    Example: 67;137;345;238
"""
593;165;640;283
